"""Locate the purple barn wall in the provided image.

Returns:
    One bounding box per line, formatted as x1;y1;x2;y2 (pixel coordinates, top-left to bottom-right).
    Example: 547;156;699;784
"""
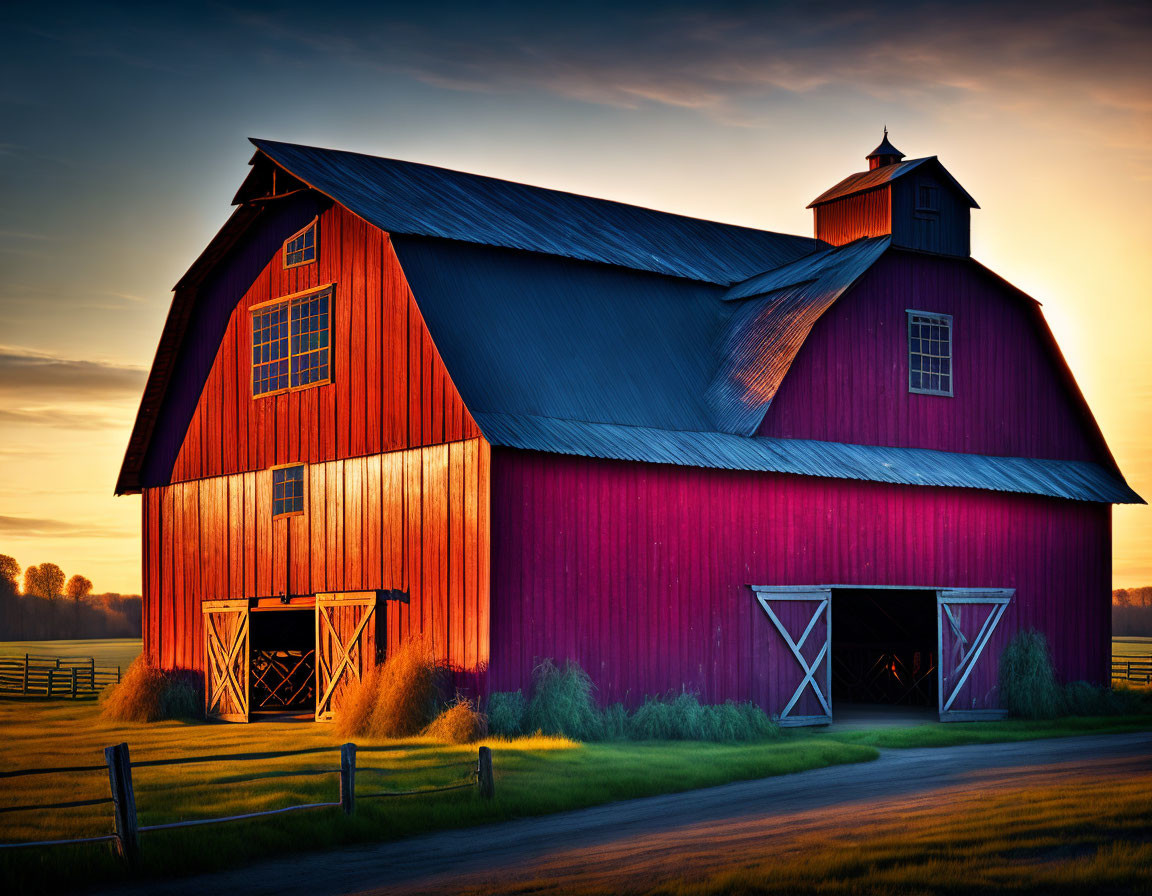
758;250;1110;466
488;450;1111;713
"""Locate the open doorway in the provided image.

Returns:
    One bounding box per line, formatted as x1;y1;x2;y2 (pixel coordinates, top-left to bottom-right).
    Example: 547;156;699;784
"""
249;608;315;719
830;589;937;723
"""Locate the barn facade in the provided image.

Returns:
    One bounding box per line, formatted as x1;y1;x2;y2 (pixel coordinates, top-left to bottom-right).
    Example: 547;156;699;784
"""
118;133;1140;724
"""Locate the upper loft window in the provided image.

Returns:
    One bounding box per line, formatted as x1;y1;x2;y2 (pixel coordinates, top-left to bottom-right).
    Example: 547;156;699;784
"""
283;220;317;268
272;464;305;517
916;183;939;212
908;310;953;396
252;286;332;396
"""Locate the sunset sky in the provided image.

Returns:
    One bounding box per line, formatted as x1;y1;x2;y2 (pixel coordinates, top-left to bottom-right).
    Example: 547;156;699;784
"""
1;0;1150;594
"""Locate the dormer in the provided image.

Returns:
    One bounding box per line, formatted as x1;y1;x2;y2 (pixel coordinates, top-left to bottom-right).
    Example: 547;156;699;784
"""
808;132;979;257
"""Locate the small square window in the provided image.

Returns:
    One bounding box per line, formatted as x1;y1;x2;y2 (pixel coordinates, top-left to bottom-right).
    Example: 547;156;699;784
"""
908;310;952;396
272;465;305;516
917;184;938;212
283;220;317;268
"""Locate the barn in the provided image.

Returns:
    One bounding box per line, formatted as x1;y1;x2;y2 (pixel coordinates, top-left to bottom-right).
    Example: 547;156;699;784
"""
117;132;1141;724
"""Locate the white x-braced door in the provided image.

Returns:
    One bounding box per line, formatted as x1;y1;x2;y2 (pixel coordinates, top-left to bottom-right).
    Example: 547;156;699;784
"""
754;588;832;726
937;589;1013;721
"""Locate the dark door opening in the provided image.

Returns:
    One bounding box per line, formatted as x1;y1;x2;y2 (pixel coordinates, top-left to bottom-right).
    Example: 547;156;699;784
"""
831;589;937;709
249;608;316;718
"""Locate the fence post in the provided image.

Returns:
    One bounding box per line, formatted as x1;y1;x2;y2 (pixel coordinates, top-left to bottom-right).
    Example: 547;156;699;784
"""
478;746;494;800
22;654;29;694
117;665;121;684
340;743;356;816
105;743;140;867
47;667;54;697
71;667;78;698
89;657;95;692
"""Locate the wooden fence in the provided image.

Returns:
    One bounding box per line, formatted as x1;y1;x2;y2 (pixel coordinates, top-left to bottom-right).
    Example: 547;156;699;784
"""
0;743;493;864
0;654;121;698
1112;656;1152;684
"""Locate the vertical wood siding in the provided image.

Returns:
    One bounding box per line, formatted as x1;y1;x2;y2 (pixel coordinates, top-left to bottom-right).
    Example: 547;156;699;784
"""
142;439;490;688
166;201;479;484
758;251;1108;465
489;450;1111;713
814;187;892;245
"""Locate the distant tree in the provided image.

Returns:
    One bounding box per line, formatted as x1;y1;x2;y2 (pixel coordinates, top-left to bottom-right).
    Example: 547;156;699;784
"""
1114;589;1132;607
24;563;65;600
0;554;19;589
66;574;93;602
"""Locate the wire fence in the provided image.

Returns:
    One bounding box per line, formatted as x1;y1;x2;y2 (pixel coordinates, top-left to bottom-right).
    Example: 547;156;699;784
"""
0;741;494;865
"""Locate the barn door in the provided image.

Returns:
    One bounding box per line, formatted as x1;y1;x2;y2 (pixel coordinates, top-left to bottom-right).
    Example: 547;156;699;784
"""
315;592;380;721
754;588;832;726
937;590;1013;721
203;600;250;722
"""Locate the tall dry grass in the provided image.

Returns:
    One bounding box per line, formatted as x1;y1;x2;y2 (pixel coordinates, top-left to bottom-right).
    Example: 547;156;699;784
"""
335;636;447;738
99;656;201;722
422;699;488;743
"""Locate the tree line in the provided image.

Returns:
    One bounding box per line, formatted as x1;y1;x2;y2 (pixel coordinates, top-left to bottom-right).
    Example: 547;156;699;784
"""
1113;587;1152;637
0;555;141;640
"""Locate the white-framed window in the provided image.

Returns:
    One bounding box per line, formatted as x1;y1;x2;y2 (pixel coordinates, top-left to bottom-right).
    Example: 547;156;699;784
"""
907;310;952;396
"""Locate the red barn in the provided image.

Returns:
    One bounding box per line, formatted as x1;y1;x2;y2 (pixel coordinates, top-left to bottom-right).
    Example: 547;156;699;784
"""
117;133;1141;724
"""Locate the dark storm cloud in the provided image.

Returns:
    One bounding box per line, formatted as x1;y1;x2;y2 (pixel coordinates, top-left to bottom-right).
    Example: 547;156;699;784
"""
0;348;146;400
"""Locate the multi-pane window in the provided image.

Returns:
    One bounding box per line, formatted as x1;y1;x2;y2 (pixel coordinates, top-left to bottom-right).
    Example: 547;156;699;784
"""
272;465;305;516
908;310;953;396
252;287;332;396
284;220;317;268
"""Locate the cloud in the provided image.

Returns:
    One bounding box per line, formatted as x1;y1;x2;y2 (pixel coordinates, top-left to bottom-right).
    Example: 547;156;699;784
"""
0;407;128;430
0;515;133;539
228;0;1152;129
0;346;146;400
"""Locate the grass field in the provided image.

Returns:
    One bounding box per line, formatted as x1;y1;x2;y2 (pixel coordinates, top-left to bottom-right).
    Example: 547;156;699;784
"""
1;638;1151;892
0;699;877;894
0;639;141;671
1112;635;1152;658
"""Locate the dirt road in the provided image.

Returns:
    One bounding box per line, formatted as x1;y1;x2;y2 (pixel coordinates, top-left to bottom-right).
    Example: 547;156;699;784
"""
95;732;1152;896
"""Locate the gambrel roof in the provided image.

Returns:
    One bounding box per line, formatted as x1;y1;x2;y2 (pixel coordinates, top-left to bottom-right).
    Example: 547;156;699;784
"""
116;141;1140;505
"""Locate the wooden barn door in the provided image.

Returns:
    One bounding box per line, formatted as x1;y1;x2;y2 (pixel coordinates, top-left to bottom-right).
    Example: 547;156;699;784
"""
203;600;250;722
754;588;832;726
315;592;381;721
937;590;1013;721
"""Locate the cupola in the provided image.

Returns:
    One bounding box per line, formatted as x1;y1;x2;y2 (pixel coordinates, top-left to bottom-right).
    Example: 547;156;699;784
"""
808;132;979;256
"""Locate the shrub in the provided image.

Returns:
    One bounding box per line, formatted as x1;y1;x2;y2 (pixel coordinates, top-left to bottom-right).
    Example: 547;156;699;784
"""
486;690;527;737
600;702;629;740
628;693;779;742
526;659;601;741
100;657;202;722
423;699;488;743
999;630;1063;719
1063;680;1145;716
336;636;446;738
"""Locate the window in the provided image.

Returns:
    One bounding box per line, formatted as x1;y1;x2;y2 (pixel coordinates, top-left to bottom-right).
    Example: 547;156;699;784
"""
283;220;317;268
252;286;332;396
272;465;305;516
916;183;938;211
908;310;952;396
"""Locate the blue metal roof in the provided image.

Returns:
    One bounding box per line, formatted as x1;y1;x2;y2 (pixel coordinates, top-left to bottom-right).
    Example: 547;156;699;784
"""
475;412;1143;504
708;237;891;434
808;156;979;209
251;138;820;284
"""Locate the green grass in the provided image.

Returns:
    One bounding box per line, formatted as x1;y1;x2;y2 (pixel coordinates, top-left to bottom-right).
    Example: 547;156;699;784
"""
0;638;141;671
0;700;876;894
815;713;1152;749
1113;635;1152;659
